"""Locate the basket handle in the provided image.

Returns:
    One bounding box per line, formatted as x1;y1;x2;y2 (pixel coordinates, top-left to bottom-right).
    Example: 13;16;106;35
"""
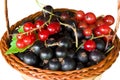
5;0;10;39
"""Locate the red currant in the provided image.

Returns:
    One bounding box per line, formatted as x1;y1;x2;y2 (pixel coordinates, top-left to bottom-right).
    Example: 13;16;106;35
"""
94;28;102;36
95;16;105;27
84;12;96;24
83;28;92;36
16;39;26;48
23;33;36;46
47;22;60;35
23;22;35;32
38;29;49;41
98;25;111;35
17;33;25;40
84;40;96;52
61;11;70;20
34;20;44;28
103;15;115;26
78;21;88;29
75;10;85;21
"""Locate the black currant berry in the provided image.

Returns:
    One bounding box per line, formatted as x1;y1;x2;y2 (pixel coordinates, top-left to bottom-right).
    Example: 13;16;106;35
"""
43;5;53;17
30;40;45;55
76;49;88;63
89;50;105;63
15;52;25;61
94;39;105;51
67;49;75;59
61;57;76;71
23;52;39;66
55;47;68;58
39;48;53;60
72;29;84;40
58;37;72;48
76;62;84;70
48;58;61;71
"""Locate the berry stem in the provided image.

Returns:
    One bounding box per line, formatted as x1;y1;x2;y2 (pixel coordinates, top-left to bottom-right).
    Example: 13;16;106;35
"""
60;22;78;48
105;45;114;54
76;42;84;52
47;42;59;47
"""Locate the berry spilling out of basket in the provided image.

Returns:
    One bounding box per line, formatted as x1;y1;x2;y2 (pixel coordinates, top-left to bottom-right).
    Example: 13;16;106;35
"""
6;5;115;71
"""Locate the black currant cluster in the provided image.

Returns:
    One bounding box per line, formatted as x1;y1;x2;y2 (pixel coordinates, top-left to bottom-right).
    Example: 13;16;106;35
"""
14;5;114;71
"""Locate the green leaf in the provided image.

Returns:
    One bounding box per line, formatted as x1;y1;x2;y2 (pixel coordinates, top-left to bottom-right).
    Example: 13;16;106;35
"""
18;26;24;33
6;34;31;54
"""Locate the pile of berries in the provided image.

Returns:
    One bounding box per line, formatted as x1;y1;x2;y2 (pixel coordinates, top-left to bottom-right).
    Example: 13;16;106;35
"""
10;5;115;71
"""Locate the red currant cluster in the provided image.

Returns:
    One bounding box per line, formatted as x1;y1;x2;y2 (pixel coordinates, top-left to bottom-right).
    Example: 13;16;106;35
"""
75;10;114;52
16;20;60;48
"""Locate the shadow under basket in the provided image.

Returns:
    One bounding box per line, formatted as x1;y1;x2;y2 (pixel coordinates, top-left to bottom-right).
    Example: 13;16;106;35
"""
0;9;120;80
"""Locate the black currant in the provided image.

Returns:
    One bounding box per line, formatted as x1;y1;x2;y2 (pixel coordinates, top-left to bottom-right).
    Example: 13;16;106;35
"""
48;58;61;71
72;29;84;40
89;50;105;63
76;49;88;63
39;47;53;60
61;57;76;71
67;49;75;59
30;40;45;55
23;52;39;66
76;62;84;70
43;5;53;17
55;47;68;58
94;39;105;51
58;37;72;48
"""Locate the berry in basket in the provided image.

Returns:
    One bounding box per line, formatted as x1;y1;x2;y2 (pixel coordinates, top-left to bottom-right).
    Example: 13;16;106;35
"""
5;4;116;72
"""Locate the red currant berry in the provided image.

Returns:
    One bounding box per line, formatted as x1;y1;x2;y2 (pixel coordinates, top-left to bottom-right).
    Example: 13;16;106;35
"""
23;33;36;46
17;33;25;40
34;20;44;28
38;29;49;41
98;25;111;35
78;21;88;29
16;39;26;48
103;15;115;26
84;12;96;24
47;22;60;35
94;28;102;36
61;11;70;20
95;16;105;27
83;28;92;36
84;40;96;52
23;22;35;32
75;10;85;21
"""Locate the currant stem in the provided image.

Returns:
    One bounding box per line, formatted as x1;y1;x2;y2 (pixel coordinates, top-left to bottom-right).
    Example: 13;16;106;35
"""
105;45;114;54
60;22;78;48
47;42;59;47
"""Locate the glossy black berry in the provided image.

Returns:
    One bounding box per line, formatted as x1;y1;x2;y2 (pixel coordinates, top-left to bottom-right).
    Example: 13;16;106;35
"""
94;39;105;51
72;29;84;40
64;19;77;32
76;62;84;70
23;52;39;66
61;57;76;71
55;47;68;58
48;58;61;71
58;37;72;48
89;50;105;63
30;40;45;55
76;49;88;63
43;5;53;17
67;49;75;59
39;48;53;60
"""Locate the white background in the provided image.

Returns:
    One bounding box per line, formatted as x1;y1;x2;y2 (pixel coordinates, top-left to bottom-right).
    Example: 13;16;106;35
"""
0;0;120;80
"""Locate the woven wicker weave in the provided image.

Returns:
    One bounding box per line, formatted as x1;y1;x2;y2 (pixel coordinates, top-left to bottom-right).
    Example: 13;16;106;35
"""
0;8;120;80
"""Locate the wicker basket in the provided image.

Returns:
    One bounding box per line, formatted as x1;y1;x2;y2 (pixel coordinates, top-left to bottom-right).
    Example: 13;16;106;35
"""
0;1;120;80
